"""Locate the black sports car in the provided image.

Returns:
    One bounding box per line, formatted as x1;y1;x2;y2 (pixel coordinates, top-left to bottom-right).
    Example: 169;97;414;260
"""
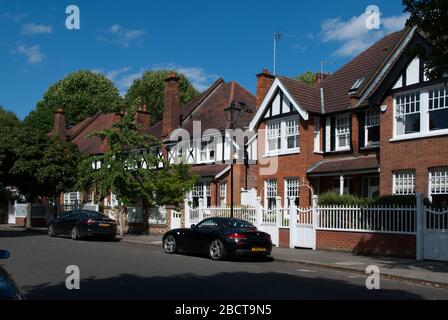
48;210;117;240
162;218;273;260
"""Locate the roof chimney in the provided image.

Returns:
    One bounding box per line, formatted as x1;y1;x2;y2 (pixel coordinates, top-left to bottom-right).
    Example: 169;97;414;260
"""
52;108;66;141
315;72;330;86
162;72;180;139
136;104;151;131
256;69;275;109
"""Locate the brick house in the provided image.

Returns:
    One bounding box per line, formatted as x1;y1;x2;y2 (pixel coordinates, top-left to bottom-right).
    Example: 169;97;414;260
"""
49;72;258;210
250;26;448;209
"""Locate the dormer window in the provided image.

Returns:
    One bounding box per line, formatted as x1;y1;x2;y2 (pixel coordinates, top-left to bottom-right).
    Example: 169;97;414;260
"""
349;77;365;95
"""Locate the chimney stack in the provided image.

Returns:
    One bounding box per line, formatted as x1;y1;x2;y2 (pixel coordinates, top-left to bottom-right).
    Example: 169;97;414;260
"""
52;108;66;141
256;69;275;109
315;72;330;86
136;104;151;131
162;72;180;138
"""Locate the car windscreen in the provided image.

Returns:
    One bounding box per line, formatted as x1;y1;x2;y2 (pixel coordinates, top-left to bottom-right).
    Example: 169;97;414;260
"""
224;219;256;230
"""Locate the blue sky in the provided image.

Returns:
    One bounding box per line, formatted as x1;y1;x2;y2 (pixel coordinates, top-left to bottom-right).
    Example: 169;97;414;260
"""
0;0;409;119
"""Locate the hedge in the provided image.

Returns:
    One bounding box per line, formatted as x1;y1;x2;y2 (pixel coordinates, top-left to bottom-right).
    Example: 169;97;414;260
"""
317;192;430;207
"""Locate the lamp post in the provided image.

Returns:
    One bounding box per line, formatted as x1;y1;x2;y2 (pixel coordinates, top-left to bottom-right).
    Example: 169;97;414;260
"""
224;101;242;218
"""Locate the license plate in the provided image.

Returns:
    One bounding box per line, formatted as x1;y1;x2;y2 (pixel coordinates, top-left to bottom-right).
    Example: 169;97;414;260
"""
251;247;266;252
99;224;110;227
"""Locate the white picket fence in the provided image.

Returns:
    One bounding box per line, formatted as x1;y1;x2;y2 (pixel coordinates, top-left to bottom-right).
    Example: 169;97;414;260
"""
317;205;417;234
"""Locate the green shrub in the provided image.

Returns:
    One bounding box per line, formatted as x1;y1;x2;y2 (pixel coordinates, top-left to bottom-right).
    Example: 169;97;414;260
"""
317;192;430;207
317;192;375;207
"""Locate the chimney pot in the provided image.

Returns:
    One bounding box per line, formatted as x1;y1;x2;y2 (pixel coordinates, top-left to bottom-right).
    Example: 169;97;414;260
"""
256;69;275;109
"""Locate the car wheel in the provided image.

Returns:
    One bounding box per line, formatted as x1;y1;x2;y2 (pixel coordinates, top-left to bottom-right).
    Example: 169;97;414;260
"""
163;235;177;254
209;239;226;261
71;227;80;241
48;225;56;237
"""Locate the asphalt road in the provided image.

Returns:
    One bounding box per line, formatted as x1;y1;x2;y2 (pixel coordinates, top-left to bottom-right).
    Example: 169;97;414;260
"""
1;228;448;300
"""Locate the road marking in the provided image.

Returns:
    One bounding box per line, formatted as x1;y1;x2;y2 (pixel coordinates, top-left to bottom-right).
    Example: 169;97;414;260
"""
296;269;317;273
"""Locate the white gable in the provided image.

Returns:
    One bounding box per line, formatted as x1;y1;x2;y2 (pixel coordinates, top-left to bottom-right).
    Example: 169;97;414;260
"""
249;78;309;130
406;57;420;86
392;75;403;89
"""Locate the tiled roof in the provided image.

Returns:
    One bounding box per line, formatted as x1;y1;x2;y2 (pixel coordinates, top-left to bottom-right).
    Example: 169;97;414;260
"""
273;28;410;115
190;164;229;177
68;113;119;155
307;155;379;175
277;76;322;113
146;79;256;141
321;29;408;113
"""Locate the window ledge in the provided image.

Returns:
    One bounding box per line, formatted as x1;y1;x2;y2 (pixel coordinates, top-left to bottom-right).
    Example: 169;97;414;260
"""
263;149;300;158
390;130;448;142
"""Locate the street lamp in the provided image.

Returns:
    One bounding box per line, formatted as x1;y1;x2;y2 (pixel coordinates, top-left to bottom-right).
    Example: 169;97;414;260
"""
224;101;242;218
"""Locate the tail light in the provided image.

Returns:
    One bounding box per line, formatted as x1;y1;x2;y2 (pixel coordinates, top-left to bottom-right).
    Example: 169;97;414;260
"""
227;233;247;240
81;219;96;225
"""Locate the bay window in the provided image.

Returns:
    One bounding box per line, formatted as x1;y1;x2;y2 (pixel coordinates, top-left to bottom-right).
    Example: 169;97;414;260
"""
365;108;380;146
286;119;300;150
267;122;281;153
429;87;448;131
219;183;227;206
393;170;416;195
266;117;300;155
395;92;421;136
335;114;351;151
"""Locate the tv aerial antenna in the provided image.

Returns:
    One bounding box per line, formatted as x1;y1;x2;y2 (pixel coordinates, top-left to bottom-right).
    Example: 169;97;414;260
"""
273;32;298;75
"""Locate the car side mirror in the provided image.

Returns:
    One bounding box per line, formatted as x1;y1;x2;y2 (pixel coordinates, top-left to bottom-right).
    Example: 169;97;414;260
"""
191;224;196;229
0;250;10;260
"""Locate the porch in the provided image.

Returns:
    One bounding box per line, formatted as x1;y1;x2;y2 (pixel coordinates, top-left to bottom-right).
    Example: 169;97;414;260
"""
308;155;380;199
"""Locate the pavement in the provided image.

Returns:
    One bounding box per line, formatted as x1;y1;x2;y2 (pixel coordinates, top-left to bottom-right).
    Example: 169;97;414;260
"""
2;224;448;290
1;225;448;300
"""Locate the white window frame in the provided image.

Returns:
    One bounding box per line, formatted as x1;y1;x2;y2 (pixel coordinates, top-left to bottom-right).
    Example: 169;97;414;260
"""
428;86;448;132
190;180;212;208
393;170;416;195
365;108;380;147
284;178;299;207
285;119;300;151
392;85;448;141
219;183;227;206
64;192;81;205
429;167;448;202
335;114;351;151
199;136;216;164
313;116;322;153
265;116;300;156
264;180;277;210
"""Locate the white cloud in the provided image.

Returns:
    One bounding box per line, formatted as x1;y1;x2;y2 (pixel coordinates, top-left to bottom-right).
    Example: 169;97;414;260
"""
321;11;410;57
153;63;219;92
99;24;145;48
21;23;52;35
11;44;45;64
1;12;28;22
95;64;218;96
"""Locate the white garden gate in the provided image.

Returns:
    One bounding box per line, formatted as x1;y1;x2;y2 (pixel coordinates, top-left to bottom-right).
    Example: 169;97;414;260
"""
171;210;182;230
423;207;448;262
290;207;316;249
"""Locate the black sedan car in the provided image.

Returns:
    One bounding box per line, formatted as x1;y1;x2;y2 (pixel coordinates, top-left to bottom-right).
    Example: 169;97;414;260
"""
0;250;22;300
48;210;117;240
162;218;272;260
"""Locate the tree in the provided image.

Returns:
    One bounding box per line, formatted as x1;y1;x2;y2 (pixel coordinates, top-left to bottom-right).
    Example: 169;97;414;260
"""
24;70;122;133
295;71;317;85
125;70;199;123
0;106;20;205
403;0;448;79
11;127;81;228
77;105;197;236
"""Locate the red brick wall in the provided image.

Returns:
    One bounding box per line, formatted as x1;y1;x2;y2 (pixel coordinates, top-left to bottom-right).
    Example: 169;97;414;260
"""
16;217;47;227
278;228;290;248
380;95;448;197
316;230;416;258
256;117;323;208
